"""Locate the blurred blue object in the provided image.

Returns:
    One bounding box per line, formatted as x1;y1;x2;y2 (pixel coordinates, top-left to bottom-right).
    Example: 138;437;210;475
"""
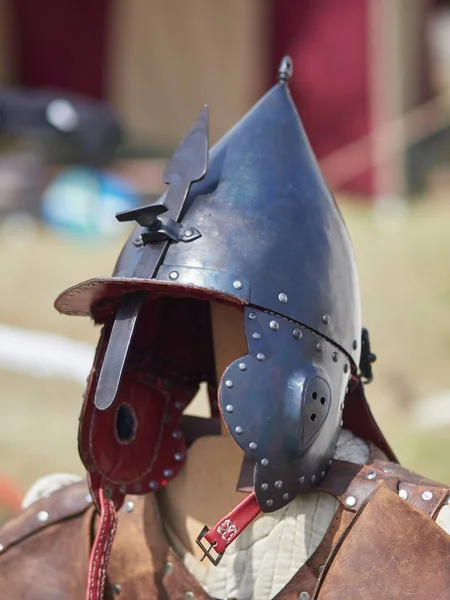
41;167;140;239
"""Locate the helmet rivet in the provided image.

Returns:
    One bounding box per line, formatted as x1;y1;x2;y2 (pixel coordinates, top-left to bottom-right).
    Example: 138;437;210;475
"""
133;235;144;248
383;467;393;474
343;364;349;373
299;592;310;600
310;475;316;483
225;380;234;388
282;493;289;501
266;499;273;507
366;471;377;480
274;480;283;489
261;458;269;467
249;442;257;450
133;483;141;492
345;495;356;507
316;341;325;353
239;362;247;371
248;312;256;320
252;332;261;340
233;280;243;290
235;426;243;435
278;293;288;303
164;562;174;575
261;483;268;491
226;404;234;413
257;353;266;361
184;227;194;238
269;320;280;331
322;314;330;325
292;328;302;339
353;340;358;350
321;471;325;478
172;430;182;439
299;476;305;484
399;489;408;500
164;469;173;478
174;453;184;461
422;490;433;501
332;352;338;362
149;481;158;489
169;270;179;280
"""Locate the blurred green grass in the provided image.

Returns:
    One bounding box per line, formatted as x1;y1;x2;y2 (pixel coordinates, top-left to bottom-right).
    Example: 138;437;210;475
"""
0;195;449;496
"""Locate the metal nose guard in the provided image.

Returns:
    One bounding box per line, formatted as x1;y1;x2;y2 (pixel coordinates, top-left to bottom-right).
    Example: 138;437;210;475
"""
94;106;209;411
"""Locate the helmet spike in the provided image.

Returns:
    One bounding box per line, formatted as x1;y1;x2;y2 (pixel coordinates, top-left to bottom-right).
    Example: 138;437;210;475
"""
277;56;293;83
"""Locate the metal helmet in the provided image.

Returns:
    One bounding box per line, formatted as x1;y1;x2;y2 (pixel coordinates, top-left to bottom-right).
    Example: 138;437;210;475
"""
55;57;394;517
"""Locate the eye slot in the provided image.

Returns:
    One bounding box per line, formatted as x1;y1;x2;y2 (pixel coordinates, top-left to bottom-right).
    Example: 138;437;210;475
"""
116;403;137;443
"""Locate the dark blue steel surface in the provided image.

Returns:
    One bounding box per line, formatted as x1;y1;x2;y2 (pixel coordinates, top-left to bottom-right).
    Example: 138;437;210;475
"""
219;307;350;512
114;81;361;363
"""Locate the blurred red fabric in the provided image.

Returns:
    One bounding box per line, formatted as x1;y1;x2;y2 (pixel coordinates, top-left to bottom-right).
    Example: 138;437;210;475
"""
13;0;109;100
271;0;436;196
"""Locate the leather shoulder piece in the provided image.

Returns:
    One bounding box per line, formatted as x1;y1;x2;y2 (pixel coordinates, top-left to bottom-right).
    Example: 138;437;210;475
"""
0;479;93;554
319;459;449;518
316;485;450;600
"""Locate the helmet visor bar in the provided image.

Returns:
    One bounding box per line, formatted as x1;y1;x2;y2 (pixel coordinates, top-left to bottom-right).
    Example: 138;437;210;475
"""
94;290;147;410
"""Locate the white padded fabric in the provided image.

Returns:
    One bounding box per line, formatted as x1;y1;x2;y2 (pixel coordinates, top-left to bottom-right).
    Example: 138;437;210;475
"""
165;429;371;600
167;431;450;600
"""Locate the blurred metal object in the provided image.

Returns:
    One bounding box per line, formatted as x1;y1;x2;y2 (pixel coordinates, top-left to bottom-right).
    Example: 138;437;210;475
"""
359;328;376;384
0;88;124;165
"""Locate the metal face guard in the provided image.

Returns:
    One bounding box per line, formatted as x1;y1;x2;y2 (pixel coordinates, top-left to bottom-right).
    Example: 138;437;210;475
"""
219;307;351;512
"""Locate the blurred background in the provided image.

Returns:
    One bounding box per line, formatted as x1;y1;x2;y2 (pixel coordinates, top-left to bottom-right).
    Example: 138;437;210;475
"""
0;0;449;519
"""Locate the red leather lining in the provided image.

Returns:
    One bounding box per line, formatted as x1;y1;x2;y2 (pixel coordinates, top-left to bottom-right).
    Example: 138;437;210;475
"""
79;296;218;509
343;378;397;463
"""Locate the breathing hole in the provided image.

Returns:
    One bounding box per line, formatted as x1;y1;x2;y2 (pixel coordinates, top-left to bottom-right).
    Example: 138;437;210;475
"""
311;413;317;421
312;392;318;399
320;397;326;405
116;404;137;443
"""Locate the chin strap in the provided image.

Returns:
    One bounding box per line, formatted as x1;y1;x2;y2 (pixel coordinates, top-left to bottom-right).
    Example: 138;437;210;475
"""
196;492;261;565
86;487;119;600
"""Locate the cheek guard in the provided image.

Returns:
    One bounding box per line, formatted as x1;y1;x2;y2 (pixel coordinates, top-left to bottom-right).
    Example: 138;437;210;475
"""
219;307;351;513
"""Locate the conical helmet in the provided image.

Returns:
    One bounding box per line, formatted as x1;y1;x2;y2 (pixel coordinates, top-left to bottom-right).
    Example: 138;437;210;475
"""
56;58;393;523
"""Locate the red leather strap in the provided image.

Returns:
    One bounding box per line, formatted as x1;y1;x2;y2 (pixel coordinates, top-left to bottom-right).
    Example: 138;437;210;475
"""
204;492;261;554
86;487;118;600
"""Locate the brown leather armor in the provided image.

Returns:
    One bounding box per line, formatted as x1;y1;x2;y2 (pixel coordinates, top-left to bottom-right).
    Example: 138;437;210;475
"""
0;455;449;600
